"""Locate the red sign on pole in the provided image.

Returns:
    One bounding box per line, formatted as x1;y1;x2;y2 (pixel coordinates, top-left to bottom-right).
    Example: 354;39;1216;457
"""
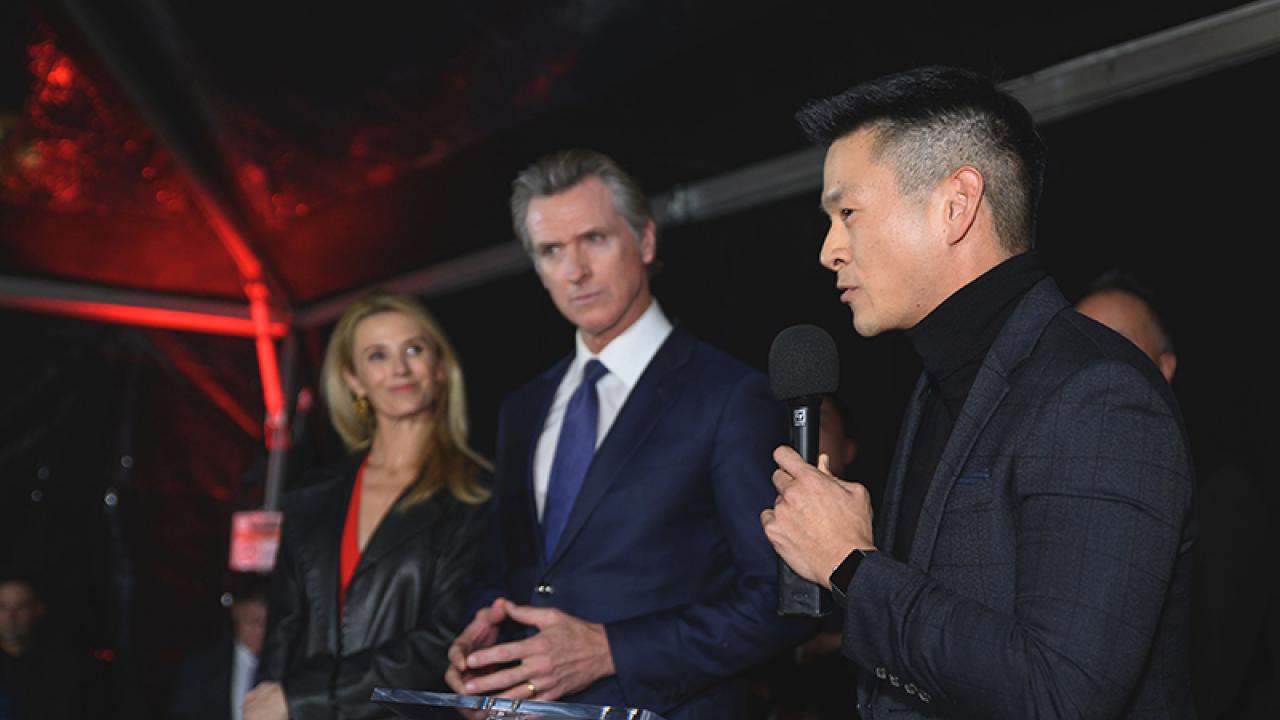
229;510;282;572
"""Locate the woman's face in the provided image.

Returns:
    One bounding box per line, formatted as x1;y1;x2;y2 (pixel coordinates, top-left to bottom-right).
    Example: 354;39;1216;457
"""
342;310;443;423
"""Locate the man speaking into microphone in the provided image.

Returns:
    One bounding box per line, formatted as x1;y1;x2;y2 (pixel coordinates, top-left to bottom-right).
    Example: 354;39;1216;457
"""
760;67;1195;718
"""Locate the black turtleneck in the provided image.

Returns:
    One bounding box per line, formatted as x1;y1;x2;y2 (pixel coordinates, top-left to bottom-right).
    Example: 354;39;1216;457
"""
891;252;1046;562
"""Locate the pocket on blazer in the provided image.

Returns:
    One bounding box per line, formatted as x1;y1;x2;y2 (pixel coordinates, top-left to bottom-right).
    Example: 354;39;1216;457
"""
948;468;993;510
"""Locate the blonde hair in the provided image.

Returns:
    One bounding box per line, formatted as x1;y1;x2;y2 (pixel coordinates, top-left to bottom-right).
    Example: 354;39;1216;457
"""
320;292;491;507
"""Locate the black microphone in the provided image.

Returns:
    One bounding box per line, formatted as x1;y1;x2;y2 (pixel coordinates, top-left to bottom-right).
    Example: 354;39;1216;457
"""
768;324;839;617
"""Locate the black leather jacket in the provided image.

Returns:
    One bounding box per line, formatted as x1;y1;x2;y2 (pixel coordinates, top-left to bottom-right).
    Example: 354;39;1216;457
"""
258;454;489;719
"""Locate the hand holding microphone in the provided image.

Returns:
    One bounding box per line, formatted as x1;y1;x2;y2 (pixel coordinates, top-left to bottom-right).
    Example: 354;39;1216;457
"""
767;324;839;616
763;324;876;614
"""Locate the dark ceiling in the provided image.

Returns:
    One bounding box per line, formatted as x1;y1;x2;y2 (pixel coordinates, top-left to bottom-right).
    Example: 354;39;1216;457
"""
0;0;1260;305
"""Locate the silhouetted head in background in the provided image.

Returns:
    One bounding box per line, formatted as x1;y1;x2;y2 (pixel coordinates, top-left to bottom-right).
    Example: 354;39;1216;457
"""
1075;270;1177;383
818;395;859;479
0;574;44;659
224;572;269;655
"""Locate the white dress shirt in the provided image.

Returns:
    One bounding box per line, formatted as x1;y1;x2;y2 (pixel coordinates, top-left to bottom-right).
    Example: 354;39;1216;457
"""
230;640;257;720
533;299;673;518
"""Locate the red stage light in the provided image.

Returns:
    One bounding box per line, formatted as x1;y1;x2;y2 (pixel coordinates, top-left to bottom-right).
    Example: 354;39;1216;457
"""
246;282;289;450
47;58;74;88
2;296;288;338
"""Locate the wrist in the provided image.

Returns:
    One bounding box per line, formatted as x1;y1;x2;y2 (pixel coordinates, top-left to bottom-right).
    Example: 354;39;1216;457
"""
828;547;876;605
593;621;616;678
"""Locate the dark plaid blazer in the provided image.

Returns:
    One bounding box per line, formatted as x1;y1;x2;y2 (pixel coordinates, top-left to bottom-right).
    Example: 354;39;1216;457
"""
843;277;1196;719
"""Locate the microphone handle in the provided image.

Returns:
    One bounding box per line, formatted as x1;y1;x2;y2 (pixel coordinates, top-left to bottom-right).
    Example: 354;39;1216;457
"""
777;395;833;617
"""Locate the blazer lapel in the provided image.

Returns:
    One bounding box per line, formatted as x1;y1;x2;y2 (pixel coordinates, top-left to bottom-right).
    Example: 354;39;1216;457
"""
294;473;350;651
876;375;929;556
908;278;1068;570
907;359;1011;570
513;358;570;563
545;328;693;568
353;485;444;575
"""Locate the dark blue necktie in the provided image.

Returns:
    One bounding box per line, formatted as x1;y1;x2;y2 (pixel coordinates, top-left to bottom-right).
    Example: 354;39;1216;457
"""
543;358;608;558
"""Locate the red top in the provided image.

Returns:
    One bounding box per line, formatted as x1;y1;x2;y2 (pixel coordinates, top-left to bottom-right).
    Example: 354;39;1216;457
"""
339;457;367;613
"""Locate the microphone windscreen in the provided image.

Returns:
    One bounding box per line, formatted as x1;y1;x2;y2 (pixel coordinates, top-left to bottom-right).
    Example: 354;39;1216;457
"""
768;324;839;401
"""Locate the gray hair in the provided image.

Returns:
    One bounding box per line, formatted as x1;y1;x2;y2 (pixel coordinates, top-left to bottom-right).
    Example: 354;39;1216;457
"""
510;149;653;255
795;67;1045;254
867;113;1033;254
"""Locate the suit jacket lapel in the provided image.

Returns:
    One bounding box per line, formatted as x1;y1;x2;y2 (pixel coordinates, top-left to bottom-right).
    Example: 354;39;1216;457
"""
907;358;1011;570
545;328;693;568
511;358;571;564
876;375;929;556
908;278;1068;570
354;485;444;574
294;473;349;650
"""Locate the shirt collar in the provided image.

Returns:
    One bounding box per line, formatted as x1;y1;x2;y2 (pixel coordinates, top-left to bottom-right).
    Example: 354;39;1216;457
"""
572;299;673;388
234;639;257;664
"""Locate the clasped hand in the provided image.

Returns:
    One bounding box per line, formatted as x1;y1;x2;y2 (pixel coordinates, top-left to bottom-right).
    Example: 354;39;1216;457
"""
445;598;615;702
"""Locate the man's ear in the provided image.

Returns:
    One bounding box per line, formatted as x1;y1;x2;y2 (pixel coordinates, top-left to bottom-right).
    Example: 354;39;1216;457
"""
639;220;657;264
940;166;984;246
1158;351;1178;384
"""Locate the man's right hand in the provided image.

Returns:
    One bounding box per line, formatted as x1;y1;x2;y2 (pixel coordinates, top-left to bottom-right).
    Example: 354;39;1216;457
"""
446;597;511;693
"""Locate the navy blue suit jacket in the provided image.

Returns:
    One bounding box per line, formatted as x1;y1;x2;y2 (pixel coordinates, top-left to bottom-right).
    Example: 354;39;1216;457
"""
476;325;813;719
844;278;1196;718
169;635;233;720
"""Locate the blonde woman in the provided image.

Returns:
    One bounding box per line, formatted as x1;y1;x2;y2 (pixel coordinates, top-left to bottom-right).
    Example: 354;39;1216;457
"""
248;292;491;720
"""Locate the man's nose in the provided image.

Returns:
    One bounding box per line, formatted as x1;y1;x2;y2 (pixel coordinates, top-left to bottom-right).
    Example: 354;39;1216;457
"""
565;243;591;282
819;225;846;272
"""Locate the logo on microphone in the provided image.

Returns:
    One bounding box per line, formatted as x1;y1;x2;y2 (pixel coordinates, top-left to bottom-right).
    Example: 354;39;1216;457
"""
793;408;808;426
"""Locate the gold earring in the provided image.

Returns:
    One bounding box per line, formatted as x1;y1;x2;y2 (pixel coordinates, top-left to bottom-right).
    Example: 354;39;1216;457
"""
354;395;372;425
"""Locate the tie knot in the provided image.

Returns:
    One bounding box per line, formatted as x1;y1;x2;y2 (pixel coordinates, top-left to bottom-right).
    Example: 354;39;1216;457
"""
582;358;608;385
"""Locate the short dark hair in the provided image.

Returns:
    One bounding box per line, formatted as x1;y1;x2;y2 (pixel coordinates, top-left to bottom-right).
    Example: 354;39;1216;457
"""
510;148;653;256
1081;269;1175;354
795;66;1046;254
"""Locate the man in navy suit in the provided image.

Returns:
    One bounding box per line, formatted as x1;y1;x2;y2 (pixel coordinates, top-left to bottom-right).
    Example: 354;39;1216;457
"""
762;67;1196;717
446;149;812;718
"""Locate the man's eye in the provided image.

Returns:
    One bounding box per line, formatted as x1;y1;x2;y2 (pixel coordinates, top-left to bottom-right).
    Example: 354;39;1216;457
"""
586;232;605;243
840;208;855;221
539;245;561;258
